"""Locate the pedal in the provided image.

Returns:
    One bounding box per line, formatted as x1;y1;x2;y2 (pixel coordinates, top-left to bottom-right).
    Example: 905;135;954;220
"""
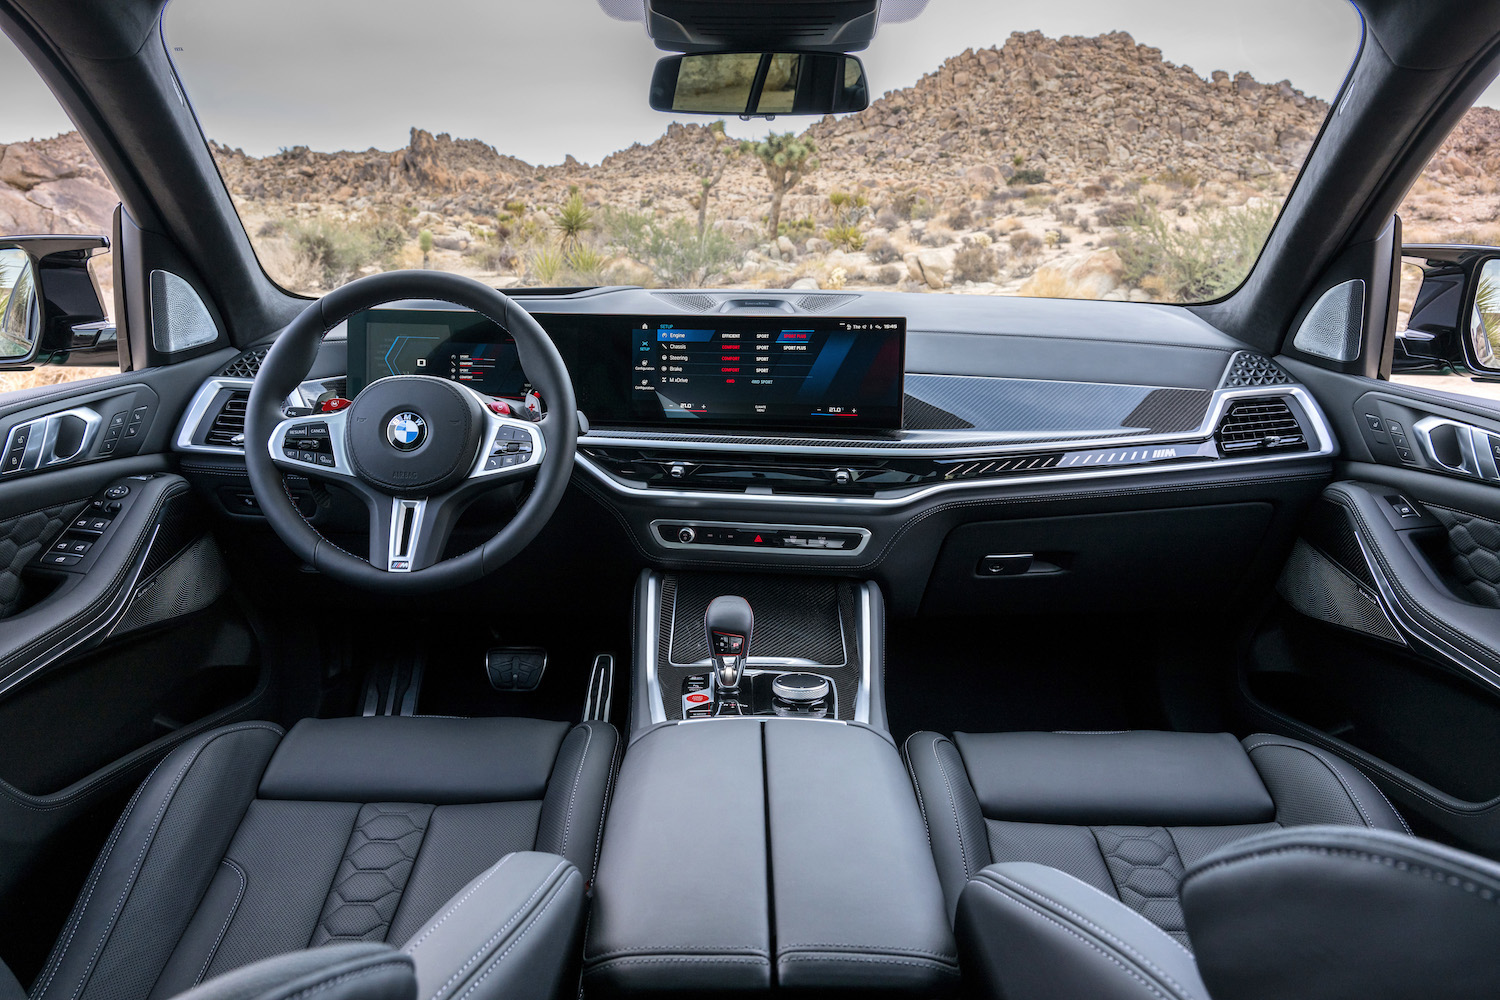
584;654;615;722
485;647;548;691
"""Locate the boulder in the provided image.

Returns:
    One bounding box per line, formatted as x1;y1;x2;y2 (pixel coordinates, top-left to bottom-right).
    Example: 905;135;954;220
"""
903;248;955;290
789;276;821;291
0;144;76;191
776;235;798;259
0;187;55;233
430;233;469;251
23;178;116;232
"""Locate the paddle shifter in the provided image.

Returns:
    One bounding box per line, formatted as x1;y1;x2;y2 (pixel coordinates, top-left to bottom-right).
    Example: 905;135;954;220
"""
705;595;754;714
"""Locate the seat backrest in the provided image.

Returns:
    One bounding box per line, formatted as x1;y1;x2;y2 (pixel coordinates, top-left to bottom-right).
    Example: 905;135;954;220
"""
1182;825;1500;1000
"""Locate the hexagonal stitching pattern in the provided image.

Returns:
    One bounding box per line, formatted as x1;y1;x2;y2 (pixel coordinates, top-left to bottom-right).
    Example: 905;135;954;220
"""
1429;507;1500;609
310;803;434;945
0;500;89;618
1091;826;1188;944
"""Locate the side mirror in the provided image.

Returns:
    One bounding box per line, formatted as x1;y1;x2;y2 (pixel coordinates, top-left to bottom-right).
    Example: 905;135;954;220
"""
650;51;869;118
0;234;116;370
0;248;40;364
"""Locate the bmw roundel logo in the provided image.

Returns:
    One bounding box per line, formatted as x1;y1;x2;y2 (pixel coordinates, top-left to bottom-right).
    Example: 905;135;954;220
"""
386;412;427;451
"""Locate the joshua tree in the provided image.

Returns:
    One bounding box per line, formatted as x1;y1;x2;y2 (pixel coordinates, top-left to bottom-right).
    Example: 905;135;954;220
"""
554;190;593;247
689;122;737;239
742;132;818;239
418;229;433;269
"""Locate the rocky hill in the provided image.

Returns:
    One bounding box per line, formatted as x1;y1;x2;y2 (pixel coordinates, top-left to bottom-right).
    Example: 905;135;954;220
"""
0;30;1491;300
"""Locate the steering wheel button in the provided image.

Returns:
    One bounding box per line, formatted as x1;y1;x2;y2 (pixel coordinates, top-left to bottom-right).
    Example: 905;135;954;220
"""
316;453;336;467
484;456;502;471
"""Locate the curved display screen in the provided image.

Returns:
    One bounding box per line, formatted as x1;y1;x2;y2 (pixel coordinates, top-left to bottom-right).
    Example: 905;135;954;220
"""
347;310;905;432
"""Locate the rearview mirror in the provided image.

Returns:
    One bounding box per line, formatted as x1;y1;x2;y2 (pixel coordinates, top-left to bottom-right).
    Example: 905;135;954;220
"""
0;248;40;363
650;52;869;118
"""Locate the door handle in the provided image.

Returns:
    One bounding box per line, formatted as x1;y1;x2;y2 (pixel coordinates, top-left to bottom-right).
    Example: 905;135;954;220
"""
1412;416;1498;480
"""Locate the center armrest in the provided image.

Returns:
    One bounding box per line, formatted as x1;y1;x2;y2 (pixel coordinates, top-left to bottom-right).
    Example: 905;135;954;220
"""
585;719;957;995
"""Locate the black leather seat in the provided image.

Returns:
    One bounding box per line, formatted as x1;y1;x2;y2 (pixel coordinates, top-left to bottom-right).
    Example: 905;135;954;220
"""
22;716;617;1000
904;729;1408;936
904;729;1500;1000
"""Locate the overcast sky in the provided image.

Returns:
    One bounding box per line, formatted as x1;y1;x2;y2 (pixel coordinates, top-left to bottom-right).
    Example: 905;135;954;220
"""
1;0;1496;165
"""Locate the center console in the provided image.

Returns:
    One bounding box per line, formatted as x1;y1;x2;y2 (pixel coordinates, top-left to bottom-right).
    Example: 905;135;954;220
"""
631;570;886;729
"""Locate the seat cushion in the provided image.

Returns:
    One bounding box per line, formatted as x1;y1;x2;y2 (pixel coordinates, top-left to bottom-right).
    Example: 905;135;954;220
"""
31;717;617;1000
905;730;1408;945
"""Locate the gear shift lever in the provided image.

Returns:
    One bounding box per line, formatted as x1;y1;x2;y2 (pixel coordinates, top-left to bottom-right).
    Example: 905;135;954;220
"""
704;596;754;702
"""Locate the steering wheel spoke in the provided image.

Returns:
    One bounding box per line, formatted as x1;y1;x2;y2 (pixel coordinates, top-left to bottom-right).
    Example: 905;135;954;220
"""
268;408;357;481
468;404;546;482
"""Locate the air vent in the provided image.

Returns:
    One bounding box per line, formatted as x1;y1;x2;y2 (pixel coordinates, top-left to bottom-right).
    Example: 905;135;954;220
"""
220;347;269;379
940;453;1064;479
1214;397;1306;454
205;390;250;448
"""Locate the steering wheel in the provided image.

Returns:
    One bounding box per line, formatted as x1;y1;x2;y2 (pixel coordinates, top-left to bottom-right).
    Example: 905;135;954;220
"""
243;271;577;592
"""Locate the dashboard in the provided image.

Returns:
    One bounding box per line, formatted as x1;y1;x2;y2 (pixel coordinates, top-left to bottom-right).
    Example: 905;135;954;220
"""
347;309;906;432
173;287;1338;601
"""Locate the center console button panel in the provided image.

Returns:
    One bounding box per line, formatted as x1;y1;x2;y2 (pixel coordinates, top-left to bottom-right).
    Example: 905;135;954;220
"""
653;519;870;556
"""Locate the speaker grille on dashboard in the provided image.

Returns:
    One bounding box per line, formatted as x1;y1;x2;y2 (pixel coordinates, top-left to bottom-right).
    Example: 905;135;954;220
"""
220;347;269;378
150;270;219;354
1292;278;1364;362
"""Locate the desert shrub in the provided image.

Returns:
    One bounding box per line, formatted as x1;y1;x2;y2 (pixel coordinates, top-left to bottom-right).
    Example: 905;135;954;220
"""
282;217;403;287
909;198;936;221
944;202;975;230
464;243;513;272
953;240;999;283
1008;168;1047;186
874;208;901;229
865;235;901;264
1081;183;1107;199
504;199;527;215
601;209;746;287
1156;167;1202;191
526;243;567;284
564;243;607;283
1008;230;1042;256
1095;201;1139;227
823;224;865;252
876;265;902;285
775;216;817;241
1111;200;1278;302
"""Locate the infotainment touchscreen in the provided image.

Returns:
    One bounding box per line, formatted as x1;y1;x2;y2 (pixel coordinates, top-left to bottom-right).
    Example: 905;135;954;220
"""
346;310;906;432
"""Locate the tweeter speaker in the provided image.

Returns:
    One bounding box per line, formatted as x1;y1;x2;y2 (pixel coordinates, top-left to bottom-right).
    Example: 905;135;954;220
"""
149;270;219;354
1292;278;1364;362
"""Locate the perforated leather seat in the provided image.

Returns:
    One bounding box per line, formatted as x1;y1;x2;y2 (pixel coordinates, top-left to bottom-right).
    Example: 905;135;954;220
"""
903;730;1408;938
24;716;618;1000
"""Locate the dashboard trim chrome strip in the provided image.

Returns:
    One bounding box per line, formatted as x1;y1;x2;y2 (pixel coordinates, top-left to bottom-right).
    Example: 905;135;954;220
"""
576;386;1337;509
576;385;1324;457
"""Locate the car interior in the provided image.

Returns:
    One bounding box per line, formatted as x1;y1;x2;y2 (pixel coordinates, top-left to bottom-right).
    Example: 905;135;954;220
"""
4;1;1500;998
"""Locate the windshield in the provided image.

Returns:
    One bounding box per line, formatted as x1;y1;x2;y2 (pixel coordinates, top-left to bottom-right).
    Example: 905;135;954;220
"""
163;0;1361;302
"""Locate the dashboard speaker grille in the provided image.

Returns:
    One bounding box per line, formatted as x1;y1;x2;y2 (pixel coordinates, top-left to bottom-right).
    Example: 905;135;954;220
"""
1222;352;1294;388
795;294;859;312
1292;279;1364;362
206;390;250;448
1214;397;1305;454
150;270;220;354
220;348;269;378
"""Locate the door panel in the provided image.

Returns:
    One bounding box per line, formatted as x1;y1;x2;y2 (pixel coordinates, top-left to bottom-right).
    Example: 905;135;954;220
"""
1246;357;1500;856
0;349;277;983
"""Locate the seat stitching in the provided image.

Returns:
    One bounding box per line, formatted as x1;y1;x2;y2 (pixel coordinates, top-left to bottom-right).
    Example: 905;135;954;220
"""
589;729;620;883
403;854;516;953
777;952;961;973
985;869;1197;974
966;877;1185;1000
1244;740;1375;827
425;860;567;1000
30;762;161;1000
450;868;579;1000
560;726;593;857
283;961;411;1000
58;723;282;1000
901;733;933;847
930;737;974;880
191;859;247;987
1181;844;1500;903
